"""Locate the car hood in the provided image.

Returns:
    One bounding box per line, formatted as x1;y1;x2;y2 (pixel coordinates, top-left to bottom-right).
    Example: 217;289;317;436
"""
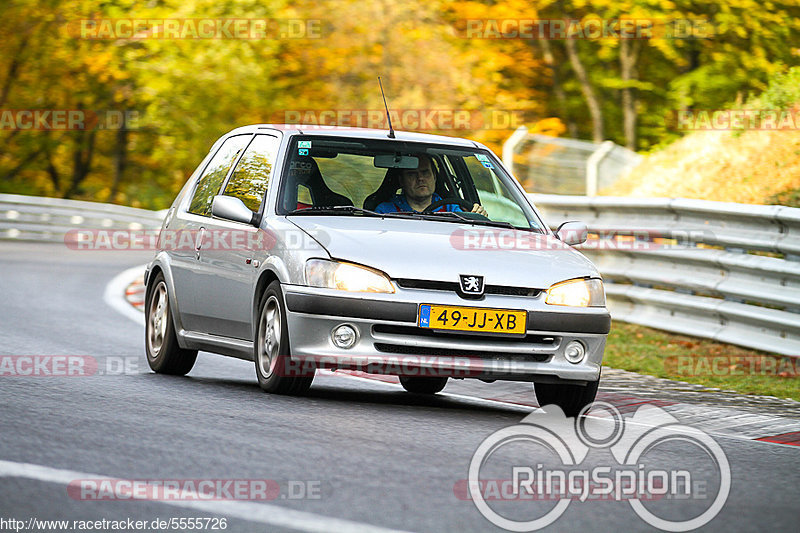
287;216;599;289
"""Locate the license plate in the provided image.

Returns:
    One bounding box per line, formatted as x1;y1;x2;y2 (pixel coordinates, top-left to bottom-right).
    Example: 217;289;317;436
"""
418;304;526;335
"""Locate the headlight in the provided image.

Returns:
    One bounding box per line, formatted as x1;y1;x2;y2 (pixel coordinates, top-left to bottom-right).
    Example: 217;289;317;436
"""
545;278;605;307
305;259;395;293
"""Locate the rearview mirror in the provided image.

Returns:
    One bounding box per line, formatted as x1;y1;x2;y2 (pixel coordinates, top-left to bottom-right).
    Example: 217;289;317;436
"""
555;221;588;246
374;154;419;169
211;196;256;225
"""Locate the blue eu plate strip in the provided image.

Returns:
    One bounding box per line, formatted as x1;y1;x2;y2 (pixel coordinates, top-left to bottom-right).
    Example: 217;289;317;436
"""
419;305;431;327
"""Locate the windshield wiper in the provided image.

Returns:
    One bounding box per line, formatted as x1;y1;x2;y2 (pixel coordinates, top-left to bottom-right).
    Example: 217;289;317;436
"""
286;205;540;232
288;205;454;222
388;210;521;230
287;205;383;217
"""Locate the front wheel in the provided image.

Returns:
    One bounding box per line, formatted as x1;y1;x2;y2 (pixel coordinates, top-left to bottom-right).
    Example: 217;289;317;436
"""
534;379;599;417
145;273;197;375
254;281;314;395
399;376;448;394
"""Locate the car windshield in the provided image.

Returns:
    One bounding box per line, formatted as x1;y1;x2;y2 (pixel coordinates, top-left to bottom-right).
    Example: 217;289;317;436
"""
277;136;545;232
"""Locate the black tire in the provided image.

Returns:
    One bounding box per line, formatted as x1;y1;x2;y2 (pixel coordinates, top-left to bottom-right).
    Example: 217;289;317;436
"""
254;281;314;395
145;272;198;375
399;376;448;394
534;379;599;417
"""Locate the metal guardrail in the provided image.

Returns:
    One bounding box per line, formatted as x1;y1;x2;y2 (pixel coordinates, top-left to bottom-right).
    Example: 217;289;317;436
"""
0;193;165;242
532;194;800;357
2;193;797;356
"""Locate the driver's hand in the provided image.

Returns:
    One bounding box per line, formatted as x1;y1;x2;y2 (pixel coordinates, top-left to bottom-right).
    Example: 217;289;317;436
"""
471;203;488;216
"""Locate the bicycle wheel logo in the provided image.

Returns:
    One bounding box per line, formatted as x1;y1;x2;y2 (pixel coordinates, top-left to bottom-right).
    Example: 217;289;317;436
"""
467;402;730;532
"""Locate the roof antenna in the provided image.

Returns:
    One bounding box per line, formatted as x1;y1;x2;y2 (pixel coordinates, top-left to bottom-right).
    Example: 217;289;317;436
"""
378;76;395;138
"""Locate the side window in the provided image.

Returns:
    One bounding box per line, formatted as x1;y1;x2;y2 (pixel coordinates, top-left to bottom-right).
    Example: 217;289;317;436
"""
223;135;280;212
188;135;251;216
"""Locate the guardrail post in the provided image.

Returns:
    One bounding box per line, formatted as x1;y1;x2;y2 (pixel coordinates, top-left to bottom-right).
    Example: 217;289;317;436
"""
502;126;529;177
585;141;615;197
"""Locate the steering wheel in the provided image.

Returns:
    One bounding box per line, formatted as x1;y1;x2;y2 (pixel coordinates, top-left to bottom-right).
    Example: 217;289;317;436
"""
423;197;477;214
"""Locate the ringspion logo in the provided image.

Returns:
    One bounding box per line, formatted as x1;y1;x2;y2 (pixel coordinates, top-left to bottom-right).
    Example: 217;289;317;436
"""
465;403;730;531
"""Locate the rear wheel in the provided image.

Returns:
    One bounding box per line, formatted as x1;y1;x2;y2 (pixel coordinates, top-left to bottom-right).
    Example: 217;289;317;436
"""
145;273;197;375
534;379;599;417
399;376;448;394
254;281;314;395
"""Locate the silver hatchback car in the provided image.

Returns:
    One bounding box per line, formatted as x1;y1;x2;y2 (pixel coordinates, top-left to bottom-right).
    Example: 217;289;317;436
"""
144;125;610;415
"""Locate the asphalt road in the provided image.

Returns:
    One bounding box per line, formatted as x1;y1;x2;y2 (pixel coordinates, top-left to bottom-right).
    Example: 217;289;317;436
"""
0;242;798;533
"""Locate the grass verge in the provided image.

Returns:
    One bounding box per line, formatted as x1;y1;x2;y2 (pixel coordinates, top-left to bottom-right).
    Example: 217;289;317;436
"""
604;322;800;401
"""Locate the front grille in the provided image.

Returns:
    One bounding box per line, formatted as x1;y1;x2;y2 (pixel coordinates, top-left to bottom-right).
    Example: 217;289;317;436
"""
373;343;550;362
395;278;541;297
372;324;556;345
487;286;541;297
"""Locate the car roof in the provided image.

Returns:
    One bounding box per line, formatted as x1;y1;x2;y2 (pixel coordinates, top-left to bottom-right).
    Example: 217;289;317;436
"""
222;124;484;148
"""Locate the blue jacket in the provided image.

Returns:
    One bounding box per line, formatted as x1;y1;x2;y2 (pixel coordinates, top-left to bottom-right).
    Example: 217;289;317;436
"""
375;193;462;214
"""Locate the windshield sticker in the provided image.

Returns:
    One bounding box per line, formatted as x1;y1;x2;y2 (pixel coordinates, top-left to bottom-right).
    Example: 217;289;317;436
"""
481;161;494;169
475;154;490;162
290;161;313;174
298;148;309;156
298;140;312;148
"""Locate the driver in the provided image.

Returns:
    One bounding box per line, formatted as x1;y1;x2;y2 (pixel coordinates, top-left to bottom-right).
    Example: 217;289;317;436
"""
374;155;488;215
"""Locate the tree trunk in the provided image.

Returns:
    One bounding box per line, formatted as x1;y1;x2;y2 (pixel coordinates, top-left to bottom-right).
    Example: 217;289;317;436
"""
539;39;577;137
564;38;604;142
620;39;642;151
107;123;128;202
0;35;29;108
0;147;43;182
64;128;97;199
45;151;60;193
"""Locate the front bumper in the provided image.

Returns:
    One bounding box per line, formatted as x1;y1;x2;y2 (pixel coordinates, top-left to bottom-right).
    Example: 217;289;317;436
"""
282;285;609;384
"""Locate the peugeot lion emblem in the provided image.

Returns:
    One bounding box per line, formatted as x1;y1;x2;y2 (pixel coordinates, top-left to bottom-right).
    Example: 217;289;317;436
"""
459;274;484;296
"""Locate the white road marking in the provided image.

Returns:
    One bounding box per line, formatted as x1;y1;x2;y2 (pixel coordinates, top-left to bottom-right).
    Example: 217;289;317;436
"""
104;264;147;326
0;460;412;533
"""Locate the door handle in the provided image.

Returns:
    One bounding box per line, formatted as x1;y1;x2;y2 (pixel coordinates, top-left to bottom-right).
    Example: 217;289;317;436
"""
195;227;206;259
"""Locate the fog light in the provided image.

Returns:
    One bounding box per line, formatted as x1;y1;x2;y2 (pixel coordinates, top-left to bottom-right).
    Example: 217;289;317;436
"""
564;341;586;364
332;325;357;349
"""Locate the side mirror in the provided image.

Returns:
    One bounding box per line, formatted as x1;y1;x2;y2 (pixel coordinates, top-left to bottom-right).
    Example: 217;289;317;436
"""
211;195;256;225
555;221;588;246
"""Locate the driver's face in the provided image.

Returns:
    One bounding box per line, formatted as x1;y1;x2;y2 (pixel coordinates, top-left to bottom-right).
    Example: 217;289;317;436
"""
400;159;435;202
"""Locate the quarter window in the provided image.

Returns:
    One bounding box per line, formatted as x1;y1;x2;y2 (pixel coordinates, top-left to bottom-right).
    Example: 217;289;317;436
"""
223;135;280;212
188;135;251;216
